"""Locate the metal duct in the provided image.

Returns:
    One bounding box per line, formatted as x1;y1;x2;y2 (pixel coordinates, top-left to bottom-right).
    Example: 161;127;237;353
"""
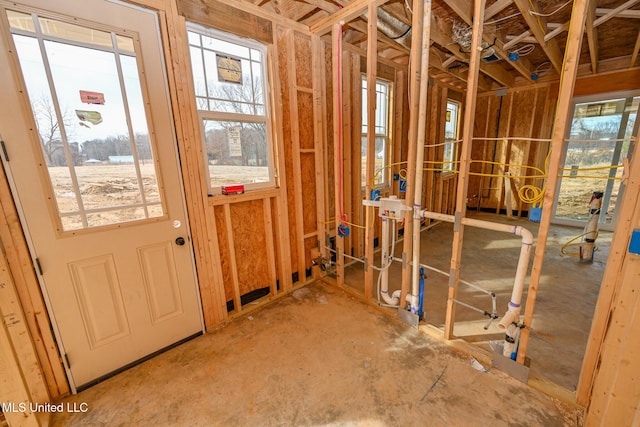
365;7;412;50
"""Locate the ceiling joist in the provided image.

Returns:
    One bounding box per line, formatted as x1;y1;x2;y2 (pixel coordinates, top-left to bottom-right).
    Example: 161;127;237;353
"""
511;0;563;74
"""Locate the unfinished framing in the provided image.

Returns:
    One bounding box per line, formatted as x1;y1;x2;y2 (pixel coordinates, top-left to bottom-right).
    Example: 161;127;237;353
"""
1;0;639;425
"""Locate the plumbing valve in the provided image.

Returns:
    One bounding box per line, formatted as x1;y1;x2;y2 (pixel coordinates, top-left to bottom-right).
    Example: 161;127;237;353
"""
312;256;331;271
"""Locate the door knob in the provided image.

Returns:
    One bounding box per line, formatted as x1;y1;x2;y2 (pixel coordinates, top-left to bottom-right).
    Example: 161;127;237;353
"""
175;237;186;246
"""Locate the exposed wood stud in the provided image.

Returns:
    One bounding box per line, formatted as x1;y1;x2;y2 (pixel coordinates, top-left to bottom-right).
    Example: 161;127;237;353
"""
363;3;378;300
631;30;640;67
263;197;278;296
332;23;345;285
586;0;599;73
400;0;425;308
311;34;329;262
444;0;486;340
224;204;242;313
284;28;308;282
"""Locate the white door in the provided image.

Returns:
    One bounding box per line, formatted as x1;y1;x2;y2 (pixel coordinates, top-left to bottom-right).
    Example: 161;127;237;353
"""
0;0;203;391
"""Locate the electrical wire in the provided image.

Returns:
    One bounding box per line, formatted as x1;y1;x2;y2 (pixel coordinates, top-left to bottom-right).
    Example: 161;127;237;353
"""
561;231;600;257
511;44;535;56
404;0;413;15
484;12;522;26
529;0;572;17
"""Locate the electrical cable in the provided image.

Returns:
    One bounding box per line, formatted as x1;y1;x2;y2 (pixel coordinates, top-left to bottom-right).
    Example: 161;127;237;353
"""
484;12;522;26
561;231;600;257
529;0;572;17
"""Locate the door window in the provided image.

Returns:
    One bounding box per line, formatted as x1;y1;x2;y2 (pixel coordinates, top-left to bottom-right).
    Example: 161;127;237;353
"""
8;10;163;232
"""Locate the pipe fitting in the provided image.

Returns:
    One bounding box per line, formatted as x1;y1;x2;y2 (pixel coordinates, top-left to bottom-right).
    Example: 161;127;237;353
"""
498;306;520;330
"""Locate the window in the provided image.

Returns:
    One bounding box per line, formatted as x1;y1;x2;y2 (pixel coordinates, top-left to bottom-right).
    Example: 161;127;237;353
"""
187;24;275;194
8;10;163;231
443;100;461;173
362;78;391;187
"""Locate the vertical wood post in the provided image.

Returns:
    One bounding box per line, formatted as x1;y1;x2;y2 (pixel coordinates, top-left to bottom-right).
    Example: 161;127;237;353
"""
400;0;424;307
364;4;378;300
444;0;486;339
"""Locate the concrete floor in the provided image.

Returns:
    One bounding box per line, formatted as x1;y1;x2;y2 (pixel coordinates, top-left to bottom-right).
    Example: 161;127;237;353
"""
344;212;611;392
51;282;581;426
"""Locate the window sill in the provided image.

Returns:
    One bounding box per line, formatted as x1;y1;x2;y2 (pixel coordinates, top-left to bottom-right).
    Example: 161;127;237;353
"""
208;187;281;206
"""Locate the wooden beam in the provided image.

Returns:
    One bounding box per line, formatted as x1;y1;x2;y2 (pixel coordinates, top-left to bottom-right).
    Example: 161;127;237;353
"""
429;49;493;91
263;197;278;296
310;0;388;35
400;0;424;308
407;0;432;315
364;3;378;300
517;0;589;365
503;30;531;50
444;0;486;340
511;0;563;73
632;30;640;67
0;250;49;409
585;0;599;73
544;21;569;41
224;204;242;312
311;35;329;263
0;309;42;427
596;7;640;18
593;0;640;27
212;0;311;34
485;0;512;20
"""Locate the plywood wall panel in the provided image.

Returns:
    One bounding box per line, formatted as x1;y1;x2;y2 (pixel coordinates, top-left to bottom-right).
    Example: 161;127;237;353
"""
298;91;315;150
301;153;318;235
294;33;312;89
230;200;271;295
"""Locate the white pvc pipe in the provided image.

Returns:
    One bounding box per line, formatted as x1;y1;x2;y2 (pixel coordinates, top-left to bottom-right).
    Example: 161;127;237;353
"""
419;210;534;330
379;217;400;305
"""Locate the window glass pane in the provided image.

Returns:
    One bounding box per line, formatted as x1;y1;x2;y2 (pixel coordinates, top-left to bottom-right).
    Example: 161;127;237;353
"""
190;46;207;97
443;100;460;171
7;10;35;32
361;77;391;187
188;31;200;47
116;35;134;53
39;17;113;49
120;55;159;204
11;15;164;231
203;119;269;188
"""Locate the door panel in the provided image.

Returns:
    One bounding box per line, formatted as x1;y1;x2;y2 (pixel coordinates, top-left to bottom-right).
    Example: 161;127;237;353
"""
0;0;203;390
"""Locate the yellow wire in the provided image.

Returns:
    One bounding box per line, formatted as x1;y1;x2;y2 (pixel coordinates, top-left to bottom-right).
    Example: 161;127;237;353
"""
561;231;599;257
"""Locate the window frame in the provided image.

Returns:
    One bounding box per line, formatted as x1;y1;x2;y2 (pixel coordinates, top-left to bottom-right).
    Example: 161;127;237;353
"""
186;23;276;196
361;76;393;189
443;99;461;175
